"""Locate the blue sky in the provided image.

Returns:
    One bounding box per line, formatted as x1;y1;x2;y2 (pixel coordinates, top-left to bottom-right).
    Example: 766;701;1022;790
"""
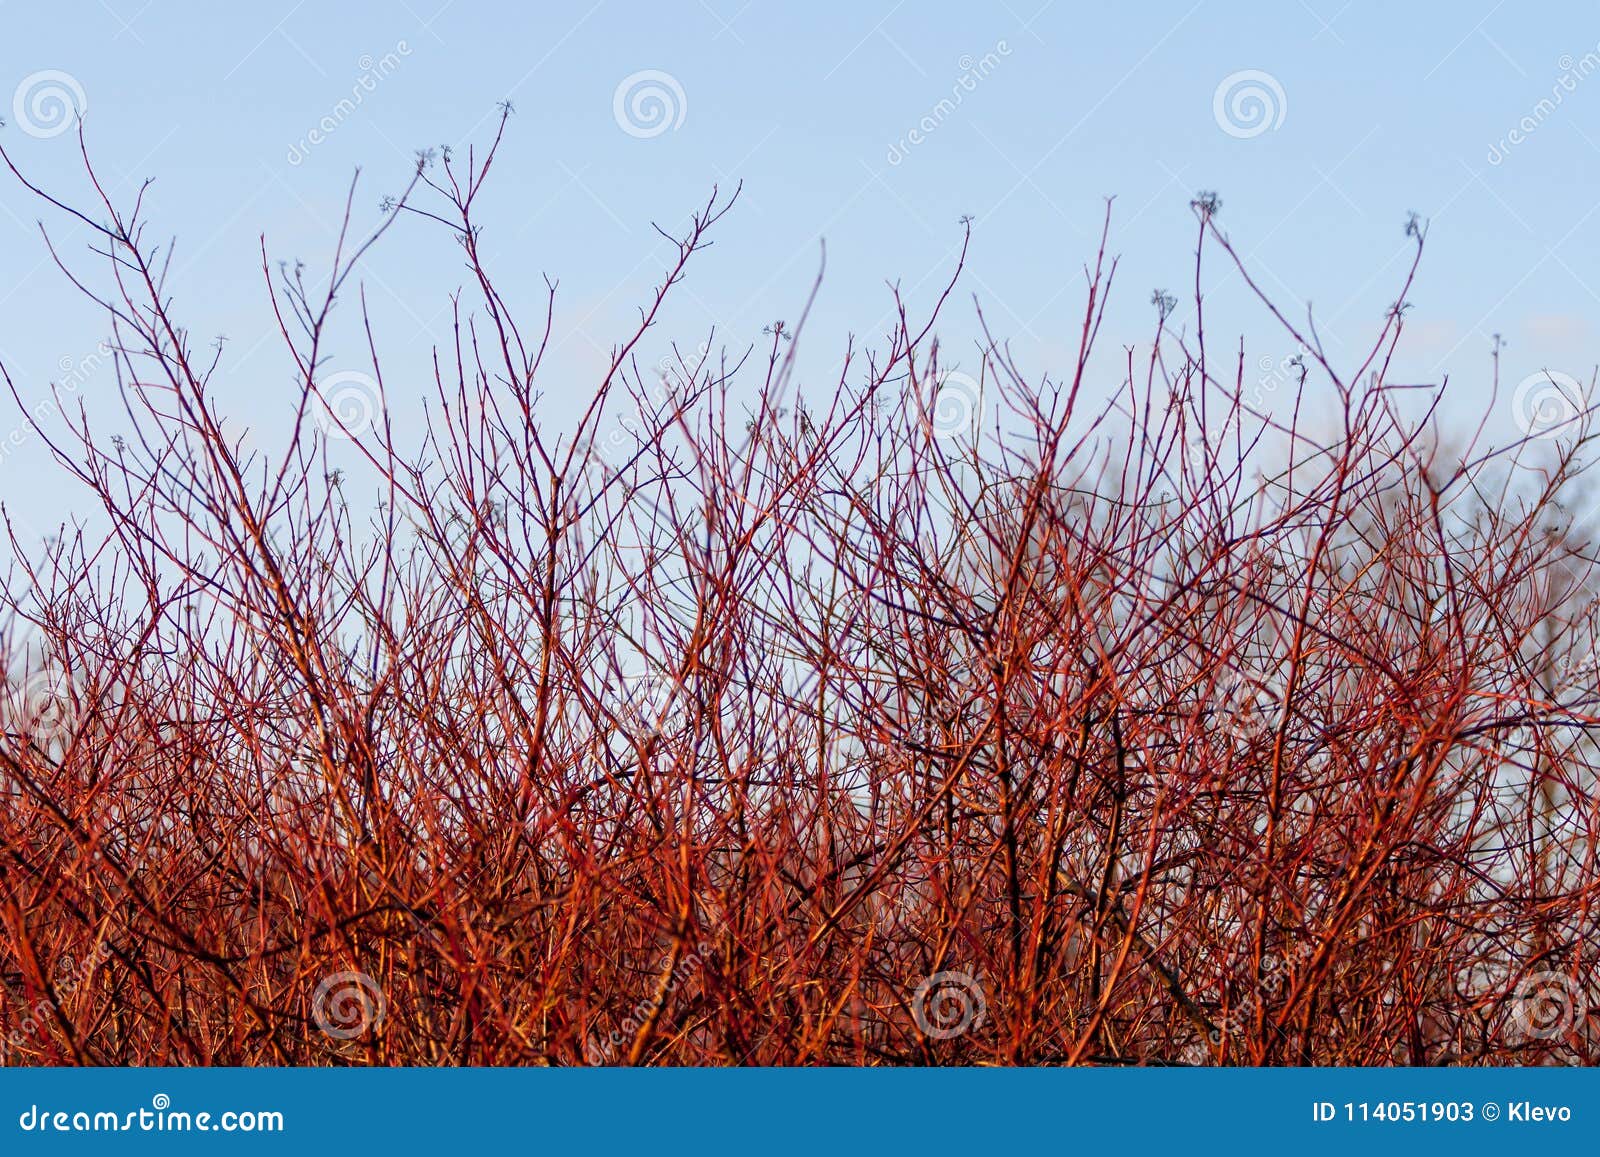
1;1;1597;531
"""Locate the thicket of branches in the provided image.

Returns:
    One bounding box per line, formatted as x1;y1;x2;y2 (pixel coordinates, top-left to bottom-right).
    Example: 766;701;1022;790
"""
1;115;1597;1065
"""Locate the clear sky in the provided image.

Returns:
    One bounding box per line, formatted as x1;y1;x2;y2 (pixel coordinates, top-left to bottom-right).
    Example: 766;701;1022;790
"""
2;1;1597;534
